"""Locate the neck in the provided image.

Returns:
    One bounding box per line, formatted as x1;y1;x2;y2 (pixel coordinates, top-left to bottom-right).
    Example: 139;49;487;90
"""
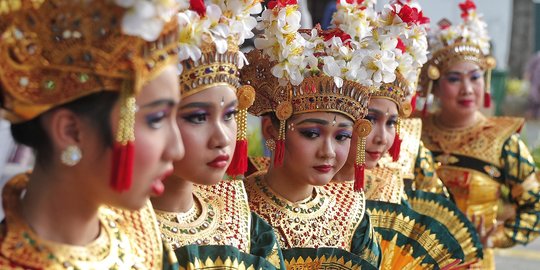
265;167;314;203
21;166;100;246
435;110;478;129
151;174;194;213
333;161;355;182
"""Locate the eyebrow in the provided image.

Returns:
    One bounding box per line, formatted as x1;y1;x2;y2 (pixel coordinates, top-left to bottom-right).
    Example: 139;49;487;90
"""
446;69;482;76
296;118;353;128
180;100;238;110
140;99;177;109
368;108;398;117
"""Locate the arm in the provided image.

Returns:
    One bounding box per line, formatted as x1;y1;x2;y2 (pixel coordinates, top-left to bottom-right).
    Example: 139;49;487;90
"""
492;134;540;248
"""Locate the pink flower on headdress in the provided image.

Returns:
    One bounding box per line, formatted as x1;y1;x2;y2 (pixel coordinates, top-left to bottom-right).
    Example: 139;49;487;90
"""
268;0;298;9
459;0;476;19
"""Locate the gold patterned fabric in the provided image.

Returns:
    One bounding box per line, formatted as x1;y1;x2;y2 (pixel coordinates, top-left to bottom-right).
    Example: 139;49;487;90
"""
245;172;381;269
422;113;540;269
365;167;404;204
0;173;168;269
156;180;284;270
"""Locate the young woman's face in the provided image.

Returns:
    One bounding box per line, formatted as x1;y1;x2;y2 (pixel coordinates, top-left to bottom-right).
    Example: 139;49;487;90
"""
172;85;238;185
363;98;398;168
435;61;485;118
109;65;184;210
278;112;353;186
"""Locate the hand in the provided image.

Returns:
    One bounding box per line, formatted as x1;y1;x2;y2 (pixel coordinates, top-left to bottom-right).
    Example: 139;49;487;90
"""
471;214;498;248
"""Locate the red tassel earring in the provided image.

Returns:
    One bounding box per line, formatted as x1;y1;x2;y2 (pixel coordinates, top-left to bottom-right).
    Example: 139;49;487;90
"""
227;86;255;177
273;101;293;167
110;81;136;192
353;119;372;192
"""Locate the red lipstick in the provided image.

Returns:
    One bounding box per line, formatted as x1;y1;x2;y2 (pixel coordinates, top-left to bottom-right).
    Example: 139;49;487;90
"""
207;154;230;169
313;165;333;173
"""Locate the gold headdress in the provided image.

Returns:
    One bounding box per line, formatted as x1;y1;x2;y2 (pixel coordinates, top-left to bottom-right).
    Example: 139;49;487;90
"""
177;0;261;177
418;0;497;113
244;0;384;191
370;0;430;161
0;0;181;191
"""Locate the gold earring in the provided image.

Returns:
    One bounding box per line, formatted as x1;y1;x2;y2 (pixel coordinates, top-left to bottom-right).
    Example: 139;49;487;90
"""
265;139;276;152
61;145;82;166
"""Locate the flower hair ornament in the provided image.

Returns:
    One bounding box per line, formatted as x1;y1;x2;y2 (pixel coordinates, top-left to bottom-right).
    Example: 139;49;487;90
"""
418;0;496;113
0;0;183;192
177;0;262;177
369;0;430;161
242;0;408;191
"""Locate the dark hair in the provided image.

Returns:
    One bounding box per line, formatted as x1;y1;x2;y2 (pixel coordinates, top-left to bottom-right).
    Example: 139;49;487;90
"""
10;91;119;167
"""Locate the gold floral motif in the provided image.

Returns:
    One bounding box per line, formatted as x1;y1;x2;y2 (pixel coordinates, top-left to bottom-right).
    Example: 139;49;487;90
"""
0;174;162;269
365;167;404;204
422;113;524;166
245;172;366;251
156;180;252;253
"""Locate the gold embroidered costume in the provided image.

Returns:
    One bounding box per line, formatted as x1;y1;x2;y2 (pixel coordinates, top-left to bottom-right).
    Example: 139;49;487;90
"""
156;180;284;270
421;113;540;268
245;173;380;269
0;174;175;269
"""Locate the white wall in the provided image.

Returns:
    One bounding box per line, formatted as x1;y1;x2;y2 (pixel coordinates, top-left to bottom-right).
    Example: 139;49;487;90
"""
376;0;513;70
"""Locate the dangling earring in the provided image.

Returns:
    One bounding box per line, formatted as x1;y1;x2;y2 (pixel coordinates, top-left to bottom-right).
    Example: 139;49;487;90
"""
61;145;82;166
265;139;276;152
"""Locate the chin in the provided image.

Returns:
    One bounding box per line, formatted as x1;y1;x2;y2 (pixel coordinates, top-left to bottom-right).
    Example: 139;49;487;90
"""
308;176;333;186
365;160;378;169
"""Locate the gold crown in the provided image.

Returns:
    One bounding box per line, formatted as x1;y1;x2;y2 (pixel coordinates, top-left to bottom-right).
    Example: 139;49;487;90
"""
373;72;412;117
179;37;241;98
418;42;496;97
241;50;371;122
0;0;179;123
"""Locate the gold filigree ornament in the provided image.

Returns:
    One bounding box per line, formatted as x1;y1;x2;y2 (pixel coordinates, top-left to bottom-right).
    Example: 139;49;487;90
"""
0;0;181;192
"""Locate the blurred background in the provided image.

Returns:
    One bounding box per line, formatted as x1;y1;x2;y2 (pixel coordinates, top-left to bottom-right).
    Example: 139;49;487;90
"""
1;0;540;267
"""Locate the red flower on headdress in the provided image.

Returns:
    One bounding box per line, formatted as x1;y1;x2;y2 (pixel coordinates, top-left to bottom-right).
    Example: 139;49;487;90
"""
459;0;476;19
396;4;430;25
268;0;298;9
322;28;352;45
190;0;206;16
338;0;365;4
396;38;406;53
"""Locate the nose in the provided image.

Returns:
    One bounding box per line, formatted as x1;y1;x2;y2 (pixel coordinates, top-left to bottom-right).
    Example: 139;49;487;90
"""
371;122;390;147
461;78;474;95
166;119;185;161
208;120;234;150
317;136;337;160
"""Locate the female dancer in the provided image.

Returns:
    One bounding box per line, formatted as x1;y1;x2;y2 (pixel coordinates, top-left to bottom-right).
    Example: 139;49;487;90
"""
150;1;285;269
0;0;184;268
418;0;540;268
240;1;390;268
